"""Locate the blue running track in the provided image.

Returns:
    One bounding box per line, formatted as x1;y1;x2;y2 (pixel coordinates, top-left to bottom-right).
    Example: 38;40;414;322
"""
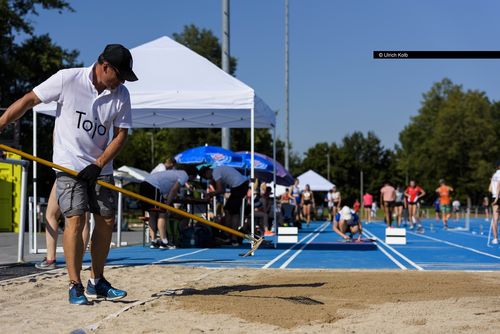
70;218;500;271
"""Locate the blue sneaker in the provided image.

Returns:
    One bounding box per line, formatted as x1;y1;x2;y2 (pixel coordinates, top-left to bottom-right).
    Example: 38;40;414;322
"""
85;277;127;301
69;282;90;305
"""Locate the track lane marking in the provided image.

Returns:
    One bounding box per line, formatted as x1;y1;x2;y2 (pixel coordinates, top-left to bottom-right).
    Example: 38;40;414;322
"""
364;227;424;270
279;222;330;269
262;222;329;269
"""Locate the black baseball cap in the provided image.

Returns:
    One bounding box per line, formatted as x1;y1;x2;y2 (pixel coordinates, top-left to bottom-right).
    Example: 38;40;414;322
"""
100;44;138;82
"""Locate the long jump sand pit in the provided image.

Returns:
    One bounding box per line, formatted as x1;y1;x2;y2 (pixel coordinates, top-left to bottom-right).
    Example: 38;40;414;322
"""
1;266;500;333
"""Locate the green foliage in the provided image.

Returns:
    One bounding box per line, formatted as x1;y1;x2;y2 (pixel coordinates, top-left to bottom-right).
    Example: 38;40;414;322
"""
0;0;80;196
298;132;394;206
398;78;498;204
173;24;237;75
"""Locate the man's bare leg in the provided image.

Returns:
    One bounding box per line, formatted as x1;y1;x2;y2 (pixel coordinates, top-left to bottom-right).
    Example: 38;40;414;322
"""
82;212;91;250
492;204;499;240
63;214;86;283
45;183;61;262
90;215;114;279
158;214;167;241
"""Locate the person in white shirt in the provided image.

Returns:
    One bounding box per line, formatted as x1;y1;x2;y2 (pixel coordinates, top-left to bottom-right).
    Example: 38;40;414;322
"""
198;165;249;246
452;199;461;220
151;157;176;174
488;161;500;244
0;44;137;305
140;166;197;248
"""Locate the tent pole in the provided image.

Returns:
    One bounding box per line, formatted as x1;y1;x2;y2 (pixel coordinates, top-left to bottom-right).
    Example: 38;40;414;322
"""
117;178;123;247
273;125;277;248
221;0;231;149
32;110;38;254
250;106;255;250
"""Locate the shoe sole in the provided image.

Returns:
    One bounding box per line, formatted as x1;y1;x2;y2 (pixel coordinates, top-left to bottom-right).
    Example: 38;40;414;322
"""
35;265;57;270
85;292;127;301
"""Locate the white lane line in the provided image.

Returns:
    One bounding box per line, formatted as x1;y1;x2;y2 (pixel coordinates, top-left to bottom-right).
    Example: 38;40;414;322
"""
262;222;329;269
364;228;424;271
279;222;330;269
406;230;500;260
153;248;209;264
362;231;407;270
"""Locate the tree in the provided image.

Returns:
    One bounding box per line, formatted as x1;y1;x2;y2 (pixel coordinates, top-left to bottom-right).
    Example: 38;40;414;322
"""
299;132;393;205
0;0;81;196
398;78;498;204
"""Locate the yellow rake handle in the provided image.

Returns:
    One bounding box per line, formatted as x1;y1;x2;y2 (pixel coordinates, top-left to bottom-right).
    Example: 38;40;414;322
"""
0;143;254;242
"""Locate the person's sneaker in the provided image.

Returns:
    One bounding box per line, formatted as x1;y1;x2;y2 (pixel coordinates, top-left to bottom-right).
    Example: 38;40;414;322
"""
492;238;499;245
150;240;160;249
159;241;176;249
264;231;275;236
35;257;56;270
85;277;127;301
69;282;90;305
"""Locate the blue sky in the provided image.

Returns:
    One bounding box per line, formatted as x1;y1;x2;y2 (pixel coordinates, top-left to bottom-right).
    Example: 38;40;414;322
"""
25;0;500;155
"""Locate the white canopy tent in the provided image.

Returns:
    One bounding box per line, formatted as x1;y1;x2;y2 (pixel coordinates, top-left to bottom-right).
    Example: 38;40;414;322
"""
272;170;335;197
31;36;276;251
297;170;334;191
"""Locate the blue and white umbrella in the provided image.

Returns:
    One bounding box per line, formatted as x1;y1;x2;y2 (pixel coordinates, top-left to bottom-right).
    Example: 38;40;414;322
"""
236;151;295;186
175;145;244;168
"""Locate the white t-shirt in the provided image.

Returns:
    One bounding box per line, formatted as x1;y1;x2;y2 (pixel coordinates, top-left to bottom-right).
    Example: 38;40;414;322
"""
326;192;334;207
145;170;188;196
151;163;166;174
33;66;132;175
212;166;247;188
490;170;500;198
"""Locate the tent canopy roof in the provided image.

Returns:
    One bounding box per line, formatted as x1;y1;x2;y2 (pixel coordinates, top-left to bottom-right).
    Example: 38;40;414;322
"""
297;170;335;192
34;36;275;129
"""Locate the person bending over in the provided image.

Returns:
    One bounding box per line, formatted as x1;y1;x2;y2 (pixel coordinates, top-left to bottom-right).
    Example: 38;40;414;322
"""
333;206;363;242
139;166;197;249
198;165;249;247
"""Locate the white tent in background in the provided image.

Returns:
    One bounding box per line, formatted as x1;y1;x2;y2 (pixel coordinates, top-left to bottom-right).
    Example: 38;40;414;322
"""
271;170;335;197
297;170;334;192
34;36;275;128
31;35;276;251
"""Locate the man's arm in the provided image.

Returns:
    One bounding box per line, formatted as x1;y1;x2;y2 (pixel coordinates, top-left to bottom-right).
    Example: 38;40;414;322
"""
165;182;181;206
94;127;128;168
0;92;41;131
333;220;349;240
495;183;500;205
356;220;363;241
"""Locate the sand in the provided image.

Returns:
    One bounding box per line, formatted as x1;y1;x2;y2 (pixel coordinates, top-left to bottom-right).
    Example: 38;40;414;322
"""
1;266;500;333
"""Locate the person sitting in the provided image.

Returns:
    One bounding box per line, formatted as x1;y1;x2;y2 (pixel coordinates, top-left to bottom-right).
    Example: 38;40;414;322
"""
333;206;363;242
255;186;274;236
139;166;197;249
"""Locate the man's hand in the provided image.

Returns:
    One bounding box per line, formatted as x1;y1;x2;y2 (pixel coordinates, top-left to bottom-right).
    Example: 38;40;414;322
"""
77;164;102;185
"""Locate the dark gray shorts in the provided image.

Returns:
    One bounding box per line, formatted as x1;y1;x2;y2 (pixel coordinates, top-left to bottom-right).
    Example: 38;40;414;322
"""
56;173;117;218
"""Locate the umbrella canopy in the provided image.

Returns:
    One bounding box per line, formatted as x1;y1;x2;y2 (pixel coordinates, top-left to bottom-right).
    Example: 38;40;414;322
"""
175;145;244;168
236;151;295;186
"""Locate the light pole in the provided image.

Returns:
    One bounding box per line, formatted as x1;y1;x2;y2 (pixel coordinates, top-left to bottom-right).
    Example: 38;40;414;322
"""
147;132;154;170
327;151;330;181
284;0;290;169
